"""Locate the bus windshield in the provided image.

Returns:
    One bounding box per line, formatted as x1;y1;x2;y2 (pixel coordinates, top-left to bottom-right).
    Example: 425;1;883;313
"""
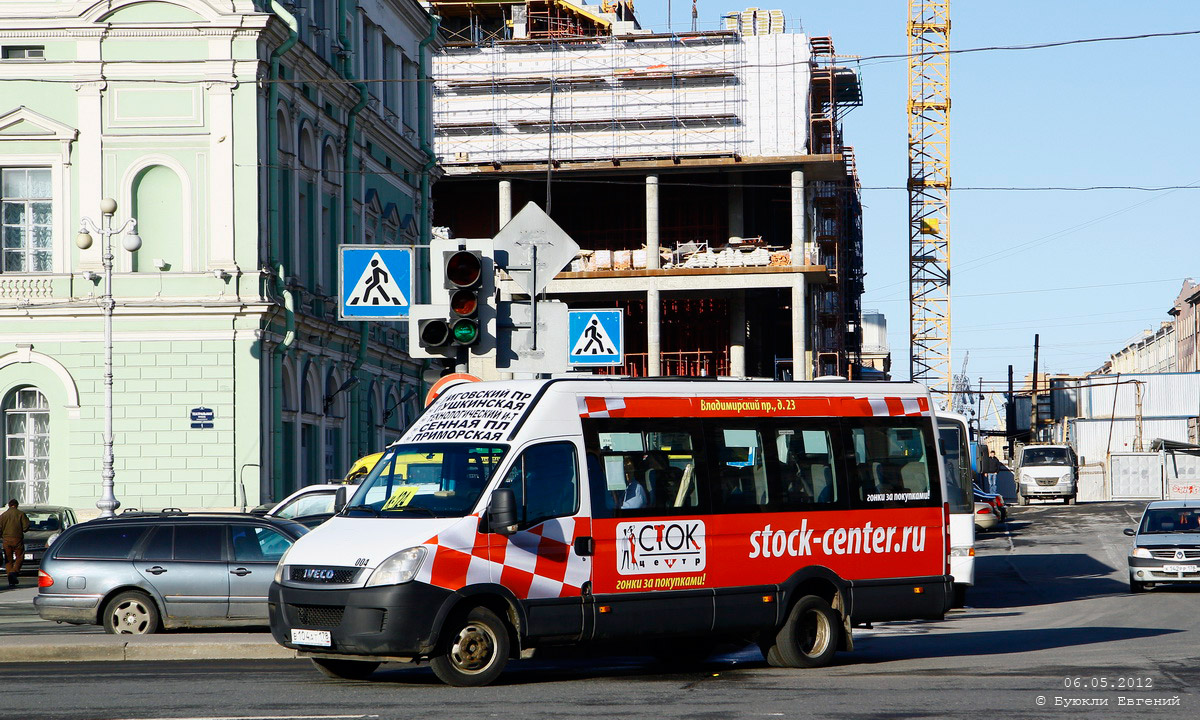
1022;447;1070;466
346;443;507;518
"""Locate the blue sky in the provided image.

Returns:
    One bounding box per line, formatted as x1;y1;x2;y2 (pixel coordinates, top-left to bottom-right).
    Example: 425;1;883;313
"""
633;1;1200;408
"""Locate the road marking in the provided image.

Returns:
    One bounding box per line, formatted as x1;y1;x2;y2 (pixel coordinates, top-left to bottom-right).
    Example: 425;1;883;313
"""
110;716;378;720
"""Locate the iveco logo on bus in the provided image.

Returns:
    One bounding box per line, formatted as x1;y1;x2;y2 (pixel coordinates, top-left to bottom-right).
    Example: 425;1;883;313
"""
302;568;336;581
615;521;706;575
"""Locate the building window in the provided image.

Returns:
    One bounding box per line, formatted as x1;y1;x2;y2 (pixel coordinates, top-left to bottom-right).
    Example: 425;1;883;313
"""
4;388;49;504
1;46;44;60
1;168;53;273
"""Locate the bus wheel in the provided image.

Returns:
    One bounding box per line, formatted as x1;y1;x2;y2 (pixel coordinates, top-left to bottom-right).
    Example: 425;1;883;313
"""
769;595;840;668
311;658;380;680
430;606;510;687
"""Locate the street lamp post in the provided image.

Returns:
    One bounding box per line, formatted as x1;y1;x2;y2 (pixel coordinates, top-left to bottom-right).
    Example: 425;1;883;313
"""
75;198;141;518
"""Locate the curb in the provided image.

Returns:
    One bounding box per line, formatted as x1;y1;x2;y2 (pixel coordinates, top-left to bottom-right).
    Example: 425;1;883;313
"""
0;634;302;663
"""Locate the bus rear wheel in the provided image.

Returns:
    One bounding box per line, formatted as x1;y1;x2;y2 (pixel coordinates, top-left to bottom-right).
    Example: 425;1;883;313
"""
765;595;840;669
430;606;510;687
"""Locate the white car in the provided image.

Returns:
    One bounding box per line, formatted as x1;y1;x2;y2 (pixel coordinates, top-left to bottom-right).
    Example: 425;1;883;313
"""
260;484;359;524
974;501;999;531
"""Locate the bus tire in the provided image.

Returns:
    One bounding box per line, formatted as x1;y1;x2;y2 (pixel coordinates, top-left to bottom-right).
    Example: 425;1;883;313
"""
430;606;510;687
768;595;840;669
311;658;380;680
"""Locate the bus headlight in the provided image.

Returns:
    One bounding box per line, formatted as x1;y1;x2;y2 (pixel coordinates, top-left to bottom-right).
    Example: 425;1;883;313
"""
366;547;427;587
1131;547;1152;559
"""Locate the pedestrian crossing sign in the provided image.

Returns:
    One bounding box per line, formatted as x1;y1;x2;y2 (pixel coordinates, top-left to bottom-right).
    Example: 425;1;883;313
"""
339;246;413;320
568;309;624;367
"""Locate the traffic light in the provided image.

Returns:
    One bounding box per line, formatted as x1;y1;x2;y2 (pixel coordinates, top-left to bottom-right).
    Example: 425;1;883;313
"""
417;317;453;350
444;250;482;347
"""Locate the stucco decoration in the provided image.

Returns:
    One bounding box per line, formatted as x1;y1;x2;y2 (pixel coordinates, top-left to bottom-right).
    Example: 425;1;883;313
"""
90;1;218;25
0;346;82;419
0;106;78;165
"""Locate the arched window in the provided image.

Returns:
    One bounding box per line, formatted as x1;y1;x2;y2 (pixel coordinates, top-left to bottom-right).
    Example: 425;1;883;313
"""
4;388;49;504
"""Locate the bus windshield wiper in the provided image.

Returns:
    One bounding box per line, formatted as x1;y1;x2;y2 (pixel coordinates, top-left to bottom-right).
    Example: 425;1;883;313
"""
345;504;381;517
382;505;437;517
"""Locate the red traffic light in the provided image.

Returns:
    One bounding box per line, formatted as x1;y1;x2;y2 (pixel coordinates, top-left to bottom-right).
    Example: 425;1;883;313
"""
450;288;478;317
445;250;482;289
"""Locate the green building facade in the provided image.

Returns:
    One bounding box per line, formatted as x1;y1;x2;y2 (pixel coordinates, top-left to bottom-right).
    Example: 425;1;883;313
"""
0;0;439;513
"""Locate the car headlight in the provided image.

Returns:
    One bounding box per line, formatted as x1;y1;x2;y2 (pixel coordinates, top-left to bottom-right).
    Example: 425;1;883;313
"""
1060;472;1073;483
950;546;975;557
365;547;427;587
46;532;60;547
1132;547;1152;559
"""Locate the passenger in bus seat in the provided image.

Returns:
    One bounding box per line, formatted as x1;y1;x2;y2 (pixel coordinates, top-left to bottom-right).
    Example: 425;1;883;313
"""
621;456;649;509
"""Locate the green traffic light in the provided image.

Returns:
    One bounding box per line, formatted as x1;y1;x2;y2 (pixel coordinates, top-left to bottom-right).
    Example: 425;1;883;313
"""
452;319;479;345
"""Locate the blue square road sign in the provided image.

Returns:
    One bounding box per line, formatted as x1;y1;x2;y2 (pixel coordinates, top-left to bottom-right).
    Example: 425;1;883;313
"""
339;246;413;320
568;309;624;367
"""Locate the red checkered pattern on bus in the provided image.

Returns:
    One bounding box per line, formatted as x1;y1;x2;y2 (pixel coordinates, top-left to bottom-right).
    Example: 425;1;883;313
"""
577;395;929;419
413;516;591;600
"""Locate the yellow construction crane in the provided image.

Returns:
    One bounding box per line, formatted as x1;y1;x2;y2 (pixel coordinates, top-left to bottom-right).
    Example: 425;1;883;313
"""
907;0;951;404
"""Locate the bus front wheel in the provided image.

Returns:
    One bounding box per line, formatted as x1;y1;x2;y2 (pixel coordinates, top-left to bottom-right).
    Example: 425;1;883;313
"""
765;595;840;669
430;606;510;687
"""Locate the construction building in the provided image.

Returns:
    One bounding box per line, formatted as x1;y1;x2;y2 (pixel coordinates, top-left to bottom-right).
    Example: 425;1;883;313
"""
427;2;865;379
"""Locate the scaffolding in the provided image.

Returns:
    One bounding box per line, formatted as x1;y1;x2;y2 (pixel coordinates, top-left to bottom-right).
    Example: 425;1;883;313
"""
434;33;747;166
907;0;951;402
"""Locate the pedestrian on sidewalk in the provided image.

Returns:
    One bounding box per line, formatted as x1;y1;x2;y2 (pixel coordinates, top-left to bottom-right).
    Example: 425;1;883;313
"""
2;499;30;587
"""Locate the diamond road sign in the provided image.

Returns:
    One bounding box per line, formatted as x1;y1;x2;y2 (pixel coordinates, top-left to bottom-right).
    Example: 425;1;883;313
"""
492;202;580;296
339;246;412;320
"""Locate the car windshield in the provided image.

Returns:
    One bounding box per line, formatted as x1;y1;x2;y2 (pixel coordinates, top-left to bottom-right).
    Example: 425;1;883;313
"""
1022;447;1070;466
345;443;507;518
1139;508;1200;534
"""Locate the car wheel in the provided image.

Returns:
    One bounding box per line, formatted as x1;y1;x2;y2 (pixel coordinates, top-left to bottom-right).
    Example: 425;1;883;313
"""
1129;579;1147;594
1065;496;1076;505
1018;494;1029;506
765;595;840;669
311;658;380;680
430;606;510;687
103;590;160;635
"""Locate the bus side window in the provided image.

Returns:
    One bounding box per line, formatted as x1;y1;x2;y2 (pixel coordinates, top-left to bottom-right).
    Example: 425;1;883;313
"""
501;442;579;527
846;420;937;507
712;426;769;511
776;427;838;507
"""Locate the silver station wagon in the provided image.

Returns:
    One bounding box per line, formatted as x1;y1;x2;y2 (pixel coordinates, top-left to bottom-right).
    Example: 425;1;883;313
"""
34;511;308;634
1125;500;1200;593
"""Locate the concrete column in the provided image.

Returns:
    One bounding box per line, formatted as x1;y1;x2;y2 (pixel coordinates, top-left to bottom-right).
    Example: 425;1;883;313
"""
646;175;660;269
647;287;661;376
498;180;512;228
727;172;743;239
729;290;746;377
790;169;806;262
791;274;808;380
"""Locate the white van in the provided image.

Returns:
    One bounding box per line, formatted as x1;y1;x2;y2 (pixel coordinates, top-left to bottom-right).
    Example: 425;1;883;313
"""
1016;444;1078;505
268;378;953;686
934;410;976;606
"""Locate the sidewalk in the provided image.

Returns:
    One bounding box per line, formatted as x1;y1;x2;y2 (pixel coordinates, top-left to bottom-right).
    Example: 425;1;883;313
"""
0;582;301;664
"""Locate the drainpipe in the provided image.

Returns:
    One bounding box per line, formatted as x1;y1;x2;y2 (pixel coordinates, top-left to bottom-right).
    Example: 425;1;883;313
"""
418;14;440;302
268;1;298;501
339;0;370;458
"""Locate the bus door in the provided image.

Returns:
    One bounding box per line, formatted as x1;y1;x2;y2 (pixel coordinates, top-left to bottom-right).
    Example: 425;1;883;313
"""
583;421;715;640
489;441;589;643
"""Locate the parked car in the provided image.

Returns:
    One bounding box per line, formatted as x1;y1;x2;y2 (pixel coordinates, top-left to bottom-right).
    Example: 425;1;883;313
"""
1015;444;1078;505
34;511;308;634
1125;500;1200;593
974;487;1007;521
252;483;360;522
19;505;78;572
974;501;999;532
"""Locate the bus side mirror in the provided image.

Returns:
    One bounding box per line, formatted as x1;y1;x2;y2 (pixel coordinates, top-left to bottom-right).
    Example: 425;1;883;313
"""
334;486;348;513
487;488;519;536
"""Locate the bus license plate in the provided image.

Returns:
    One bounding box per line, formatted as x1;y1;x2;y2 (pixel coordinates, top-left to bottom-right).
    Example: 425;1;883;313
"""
291;629;331;647
1162;564;1197;574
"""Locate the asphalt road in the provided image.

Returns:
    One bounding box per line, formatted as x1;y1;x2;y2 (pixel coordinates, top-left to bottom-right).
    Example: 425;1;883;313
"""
5;501;1199;719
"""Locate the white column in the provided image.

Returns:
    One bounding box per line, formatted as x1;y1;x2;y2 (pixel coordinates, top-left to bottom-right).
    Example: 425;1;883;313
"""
790;169;806;261
498;180;512;228
792;274;808;380
729;290;746;377
209;84;236;267
647;287;661;376
727;172;743;239
646;175;660;269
